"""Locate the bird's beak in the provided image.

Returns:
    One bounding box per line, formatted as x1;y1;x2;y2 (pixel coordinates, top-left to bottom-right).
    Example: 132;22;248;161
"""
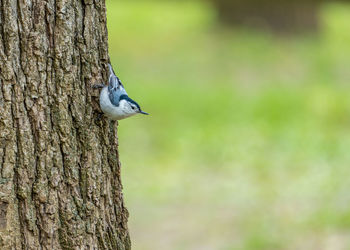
140;111;149;115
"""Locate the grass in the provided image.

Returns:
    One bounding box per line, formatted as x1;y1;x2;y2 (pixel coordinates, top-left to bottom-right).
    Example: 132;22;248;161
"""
106;1;350;249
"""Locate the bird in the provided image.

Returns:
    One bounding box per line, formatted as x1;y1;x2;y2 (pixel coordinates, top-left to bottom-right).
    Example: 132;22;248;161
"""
93;64;149;120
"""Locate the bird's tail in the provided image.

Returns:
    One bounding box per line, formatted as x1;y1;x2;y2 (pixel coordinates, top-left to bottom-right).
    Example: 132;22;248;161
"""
108;64;126;94
108;64;118;89
108;64;116;77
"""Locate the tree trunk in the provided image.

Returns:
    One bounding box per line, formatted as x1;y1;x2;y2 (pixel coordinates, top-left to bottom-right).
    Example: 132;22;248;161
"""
0;0;131;249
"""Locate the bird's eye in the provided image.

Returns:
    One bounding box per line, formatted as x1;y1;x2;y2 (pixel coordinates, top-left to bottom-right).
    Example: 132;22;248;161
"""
131;106;135;110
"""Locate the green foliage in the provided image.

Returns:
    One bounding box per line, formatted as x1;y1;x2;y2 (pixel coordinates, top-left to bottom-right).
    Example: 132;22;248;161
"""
106;1;350;249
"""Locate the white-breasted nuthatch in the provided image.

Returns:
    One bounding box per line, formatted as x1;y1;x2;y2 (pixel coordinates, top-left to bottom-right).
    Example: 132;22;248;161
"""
93;64;149;120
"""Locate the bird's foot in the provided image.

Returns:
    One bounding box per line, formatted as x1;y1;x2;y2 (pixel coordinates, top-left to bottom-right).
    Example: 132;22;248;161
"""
96;112;104;121
92;84;105;89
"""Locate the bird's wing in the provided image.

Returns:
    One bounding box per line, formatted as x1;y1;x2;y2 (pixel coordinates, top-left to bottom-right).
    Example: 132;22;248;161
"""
108;64;128;106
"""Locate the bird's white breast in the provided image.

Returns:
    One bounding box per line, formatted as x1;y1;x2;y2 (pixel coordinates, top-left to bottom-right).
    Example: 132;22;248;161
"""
100;87;131;120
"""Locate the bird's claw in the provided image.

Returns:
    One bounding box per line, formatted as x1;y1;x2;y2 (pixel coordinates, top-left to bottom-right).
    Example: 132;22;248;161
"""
92;84;105;89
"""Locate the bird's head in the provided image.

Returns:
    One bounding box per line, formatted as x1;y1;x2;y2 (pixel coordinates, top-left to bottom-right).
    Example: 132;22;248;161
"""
120;95;149;117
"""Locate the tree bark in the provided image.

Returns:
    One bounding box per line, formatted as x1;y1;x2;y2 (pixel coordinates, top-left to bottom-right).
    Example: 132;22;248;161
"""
0;0;131;249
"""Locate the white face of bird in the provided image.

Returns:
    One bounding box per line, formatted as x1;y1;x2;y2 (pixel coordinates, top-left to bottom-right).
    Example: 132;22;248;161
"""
119;100;139;116
128;102;141;115
120;99;149;116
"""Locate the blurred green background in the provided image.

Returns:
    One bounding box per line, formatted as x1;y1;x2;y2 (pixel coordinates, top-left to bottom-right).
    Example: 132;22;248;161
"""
106;1;350;249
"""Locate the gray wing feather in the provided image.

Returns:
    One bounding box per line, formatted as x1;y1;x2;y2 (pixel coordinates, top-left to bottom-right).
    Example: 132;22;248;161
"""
108;64;128;106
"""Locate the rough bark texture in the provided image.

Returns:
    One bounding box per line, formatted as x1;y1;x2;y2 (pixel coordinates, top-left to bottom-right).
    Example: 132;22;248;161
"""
0;0;131;249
